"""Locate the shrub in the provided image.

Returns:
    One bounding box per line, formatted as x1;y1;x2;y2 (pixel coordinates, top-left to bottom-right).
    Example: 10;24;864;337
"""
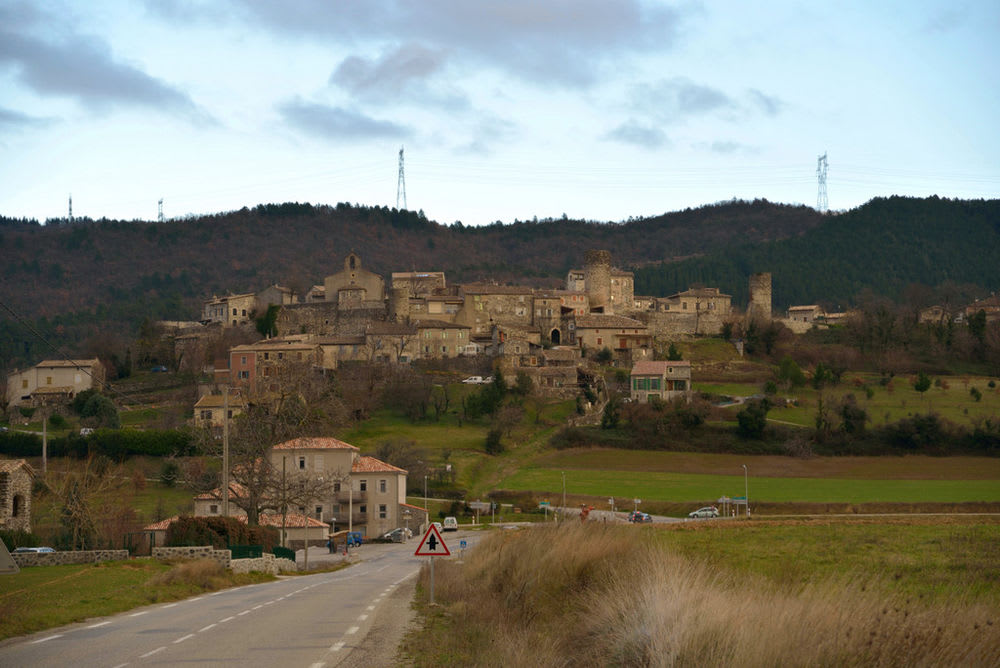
159;460;181;487
970;387;982;402
595;347;613;364
47;414;69;430
485;428;504;455
736;399;770;439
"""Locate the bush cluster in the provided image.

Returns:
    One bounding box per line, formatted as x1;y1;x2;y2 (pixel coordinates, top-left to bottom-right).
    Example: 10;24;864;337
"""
0;429;195;459
164;516;279;550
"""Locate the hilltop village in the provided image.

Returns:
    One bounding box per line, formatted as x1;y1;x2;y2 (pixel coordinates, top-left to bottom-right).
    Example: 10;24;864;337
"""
179;250;784;398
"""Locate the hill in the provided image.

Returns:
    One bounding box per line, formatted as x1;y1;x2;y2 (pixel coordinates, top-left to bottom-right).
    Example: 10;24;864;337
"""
1;196;997;368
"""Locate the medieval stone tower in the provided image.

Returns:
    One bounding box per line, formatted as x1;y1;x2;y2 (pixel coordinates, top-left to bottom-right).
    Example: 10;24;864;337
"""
747;272;772;322
388;287;409;322
584;250;613;313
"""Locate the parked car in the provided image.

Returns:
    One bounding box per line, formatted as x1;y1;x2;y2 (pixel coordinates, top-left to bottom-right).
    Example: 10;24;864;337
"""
151;365;168;373
432;521;443;532
443;516;458;531
628;511;652;523
79;427;94;436
688;506;719;518
346;531;363;547
381;528;408;543
13;546;55;553
461;376;486;384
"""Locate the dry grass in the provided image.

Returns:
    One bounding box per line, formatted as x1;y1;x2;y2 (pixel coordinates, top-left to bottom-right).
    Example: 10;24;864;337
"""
409;523;1000;667
145;558;229;590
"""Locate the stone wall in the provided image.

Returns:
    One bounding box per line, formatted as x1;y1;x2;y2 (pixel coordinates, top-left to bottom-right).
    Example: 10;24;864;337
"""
230;553;298;575
638;311;727;337
276;303;387;338
152;545;232;568
12;549;128;568
584;250;612;313
0;465;32;533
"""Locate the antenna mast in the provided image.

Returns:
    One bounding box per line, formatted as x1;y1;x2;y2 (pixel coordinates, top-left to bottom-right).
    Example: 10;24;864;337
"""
396;146;407;210
158;198;164;223
68;194;73;223
816;152;829;213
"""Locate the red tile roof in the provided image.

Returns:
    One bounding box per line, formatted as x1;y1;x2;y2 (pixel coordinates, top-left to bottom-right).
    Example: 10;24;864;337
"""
631;360;691;376
352;456;406;473
272;437;359;451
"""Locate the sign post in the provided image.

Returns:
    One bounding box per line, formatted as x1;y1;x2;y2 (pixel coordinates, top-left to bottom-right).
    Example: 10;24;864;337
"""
414;523;451;604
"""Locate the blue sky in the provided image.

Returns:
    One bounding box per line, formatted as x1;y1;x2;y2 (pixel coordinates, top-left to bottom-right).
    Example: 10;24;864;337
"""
1;0;997;225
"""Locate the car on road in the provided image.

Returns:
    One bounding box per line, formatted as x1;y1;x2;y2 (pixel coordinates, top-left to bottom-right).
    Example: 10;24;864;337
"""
381;528;408;543
627;511;652;523
346;531;363;547
13;546;56;553
688;506;719;518
443;516;458;531
461;376;486;384
432;521;443;532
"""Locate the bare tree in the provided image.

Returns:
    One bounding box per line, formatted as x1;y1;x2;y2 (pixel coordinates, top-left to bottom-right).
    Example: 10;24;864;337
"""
46;457;133;550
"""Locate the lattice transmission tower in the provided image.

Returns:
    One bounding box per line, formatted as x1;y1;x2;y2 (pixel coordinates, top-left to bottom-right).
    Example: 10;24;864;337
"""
816;152;829;213
68;194;73;222
158;198;164;223
396;146;407;210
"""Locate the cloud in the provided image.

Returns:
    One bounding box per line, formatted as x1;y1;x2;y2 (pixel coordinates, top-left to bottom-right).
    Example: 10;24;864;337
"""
747;89;784;116
705;140;757;155
0;106;52;131
331;43;468;108
0;4;206;121
631;77;739;122
603;120;669;149
451;115;518;155
151;0;689;87
923;7;967;33
278;98;412;140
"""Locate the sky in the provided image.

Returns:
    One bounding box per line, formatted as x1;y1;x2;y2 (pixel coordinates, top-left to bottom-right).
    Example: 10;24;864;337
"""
1;0;998;226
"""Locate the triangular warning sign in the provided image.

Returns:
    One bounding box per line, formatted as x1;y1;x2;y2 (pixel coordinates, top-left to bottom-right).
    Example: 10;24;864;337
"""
0;538;20;575
414;524;451;556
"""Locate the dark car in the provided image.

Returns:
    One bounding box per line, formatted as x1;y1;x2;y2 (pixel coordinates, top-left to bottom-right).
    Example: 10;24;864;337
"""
151;365;168;373
627;511;652;523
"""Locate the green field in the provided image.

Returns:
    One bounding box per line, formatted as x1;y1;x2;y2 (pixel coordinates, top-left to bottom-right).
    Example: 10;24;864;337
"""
499;467;1000;503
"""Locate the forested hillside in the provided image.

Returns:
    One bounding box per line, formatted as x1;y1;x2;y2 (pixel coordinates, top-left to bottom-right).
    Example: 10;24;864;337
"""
0;196;996;368
634;196;1000;309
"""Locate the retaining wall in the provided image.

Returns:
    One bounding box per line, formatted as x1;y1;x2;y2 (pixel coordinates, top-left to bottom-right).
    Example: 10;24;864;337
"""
152;545;231;568
11;549;128;568
230;553;297;575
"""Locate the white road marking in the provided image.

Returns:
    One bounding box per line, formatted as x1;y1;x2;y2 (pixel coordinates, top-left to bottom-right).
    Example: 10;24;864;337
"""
162;603;178;609
366;605;375;611
330;641;345;651
309;663;326;668
111;663;129;668
173;634;194;644
199;623;217;632
252;604;263;610
346;626;359;635
129;611;148;618
358;614;368;621
140;647;166;658
220;616;235;623
31;635;63;644
209;591;223;596
189;597;204;602
237;610;251;616
86;621;111;629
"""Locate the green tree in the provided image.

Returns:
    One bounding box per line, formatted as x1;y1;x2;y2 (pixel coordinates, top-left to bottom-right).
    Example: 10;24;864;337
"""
778;356;806;389
913;372;932;394
667;343;682;361
512;370;533;396
736;399;770;439
81;393;120;429
601;395;622;429
485;427;504;455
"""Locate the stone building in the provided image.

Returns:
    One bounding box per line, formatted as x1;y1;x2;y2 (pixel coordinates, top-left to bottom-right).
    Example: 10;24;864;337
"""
6;359;105;408
324;253;385;309
0;459;32;533
202;293;256;327
391;271;446;297
573;314;651;359
629;360;692;403
747;272;773;322
566;250;635;315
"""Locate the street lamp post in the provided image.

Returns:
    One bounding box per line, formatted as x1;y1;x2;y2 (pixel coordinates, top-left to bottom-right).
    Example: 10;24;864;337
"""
742;464;749;518
561;471;566;520
424;475;428;512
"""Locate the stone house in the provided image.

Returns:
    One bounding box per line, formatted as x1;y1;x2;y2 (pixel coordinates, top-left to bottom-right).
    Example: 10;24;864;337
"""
0;459;32;533
630;360;692;403
573;314;651;355
391;271;446;297
456;284;536;336
315;335;367;369
787;305;823;323
144;512;328;550
255;284;298;312
414;320;473;359
6;359;105;408
202;293;256;327
364;321;419;363
655;287;732;317
965;295;1000;323
191;392;247;431
228;337;322;393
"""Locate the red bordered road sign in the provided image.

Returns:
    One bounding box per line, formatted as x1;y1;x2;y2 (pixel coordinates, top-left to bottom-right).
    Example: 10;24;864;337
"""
414;524;451;556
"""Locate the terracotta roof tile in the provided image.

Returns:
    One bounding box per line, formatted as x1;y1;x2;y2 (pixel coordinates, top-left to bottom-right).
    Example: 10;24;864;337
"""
631;360;691;375
272;437;359;451
352;456;406;474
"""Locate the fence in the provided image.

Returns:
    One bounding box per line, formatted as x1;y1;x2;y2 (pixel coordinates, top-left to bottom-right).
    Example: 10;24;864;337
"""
271;546;295;561
228;544;263;559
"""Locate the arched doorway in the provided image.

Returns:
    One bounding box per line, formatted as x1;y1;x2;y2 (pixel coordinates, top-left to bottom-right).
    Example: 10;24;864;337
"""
550;328;561;345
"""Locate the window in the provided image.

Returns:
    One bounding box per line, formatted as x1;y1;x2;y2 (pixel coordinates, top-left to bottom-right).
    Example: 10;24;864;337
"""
239;370;249;379
442;345;448;353
379;504;387;519
315;505;323;518
360;480;367;492
46;376;52;385
458;331;465;339
232;308;237;316
241;355;247;365
360;504;367;514
425;331;432;339
227;410;233;418
597;338;603;345
650;378;661;390
21;379;27;389
241;309;247;316
334;482;341;492
278;352;283;360
675;380;687;391
263;352;269;360
298;457;306;470
200;410;212;420
379;479;387;493
210;504;218;514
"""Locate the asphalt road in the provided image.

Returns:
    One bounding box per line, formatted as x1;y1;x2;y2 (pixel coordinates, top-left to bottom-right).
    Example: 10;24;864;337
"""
0;530;479;668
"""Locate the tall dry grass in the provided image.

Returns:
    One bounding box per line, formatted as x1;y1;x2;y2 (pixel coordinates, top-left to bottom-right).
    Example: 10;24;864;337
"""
418;523;1000;667
145;558;228;590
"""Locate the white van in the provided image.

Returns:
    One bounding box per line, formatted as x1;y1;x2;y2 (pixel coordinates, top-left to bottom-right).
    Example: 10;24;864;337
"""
443;516;459;531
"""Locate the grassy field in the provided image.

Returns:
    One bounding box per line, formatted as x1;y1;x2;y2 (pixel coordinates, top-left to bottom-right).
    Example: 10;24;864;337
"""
0;559;272;641
499;467;1000;504
404;519;1000;666
656;517;1000;603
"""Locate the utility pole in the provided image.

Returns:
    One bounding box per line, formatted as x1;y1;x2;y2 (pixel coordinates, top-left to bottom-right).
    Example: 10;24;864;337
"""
816;153;829;213
561;471;566;520
396;146;407;210
222;386;230;518
742;464;749;518
41;404;48;475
